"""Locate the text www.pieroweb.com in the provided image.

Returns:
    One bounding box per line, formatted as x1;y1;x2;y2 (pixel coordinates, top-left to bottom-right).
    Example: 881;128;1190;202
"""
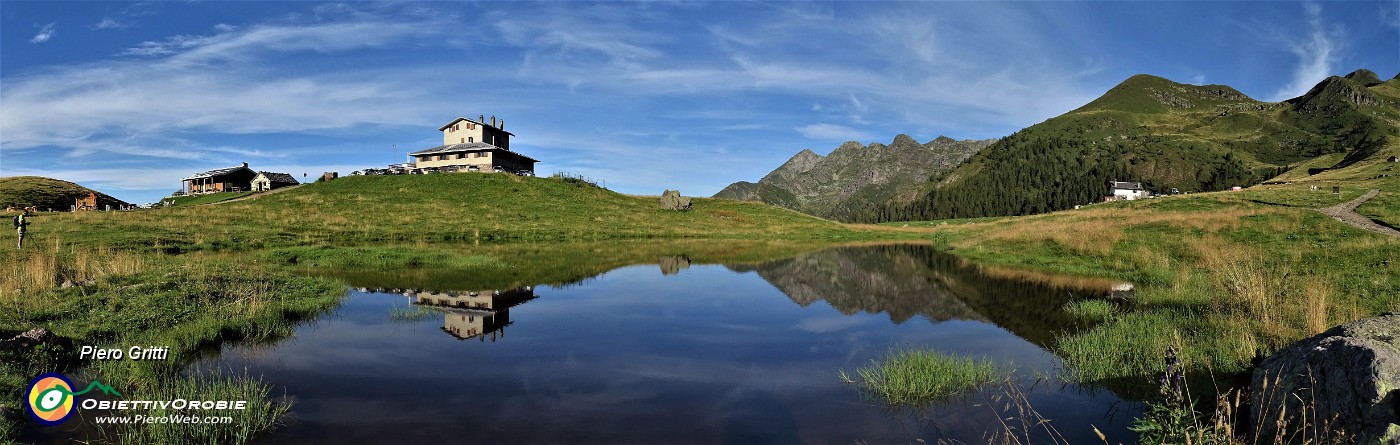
93;415;234;425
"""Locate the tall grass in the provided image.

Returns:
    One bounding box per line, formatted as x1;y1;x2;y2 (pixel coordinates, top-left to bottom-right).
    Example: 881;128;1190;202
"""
0;240;145;300
936;193;1395;381
114;371;291;445
0;239;344;444
1064;300;1119;323
840;349;1007;406
980;380;1073;445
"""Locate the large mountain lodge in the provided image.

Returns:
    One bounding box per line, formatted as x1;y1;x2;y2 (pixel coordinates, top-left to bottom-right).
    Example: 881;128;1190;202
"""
405;115;538;174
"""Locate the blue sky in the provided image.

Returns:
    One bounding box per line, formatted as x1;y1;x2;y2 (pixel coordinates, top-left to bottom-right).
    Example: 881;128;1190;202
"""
2;1;1397;204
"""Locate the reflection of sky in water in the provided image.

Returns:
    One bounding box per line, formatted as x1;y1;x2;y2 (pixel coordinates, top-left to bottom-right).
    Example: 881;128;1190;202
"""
201;262;1139;444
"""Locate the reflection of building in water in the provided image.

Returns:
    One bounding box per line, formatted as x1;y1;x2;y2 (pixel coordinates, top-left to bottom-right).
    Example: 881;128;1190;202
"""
411;287;537;342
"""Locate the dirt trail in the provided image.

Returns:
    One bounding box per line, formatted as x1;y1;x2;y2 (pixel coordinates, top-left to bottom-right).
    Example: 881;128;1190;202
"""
1317;189;1400;237
211;184;303;205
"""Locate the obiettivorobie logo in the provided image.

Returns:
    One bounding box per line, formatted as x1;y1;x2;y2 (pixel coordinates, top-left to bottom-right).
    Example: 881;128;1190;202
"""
25;373;121;426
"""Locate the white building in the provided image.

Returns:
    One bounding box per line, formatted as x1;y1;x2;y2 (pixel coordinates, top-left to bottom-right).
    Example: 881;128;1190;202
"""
1110;181;1148;200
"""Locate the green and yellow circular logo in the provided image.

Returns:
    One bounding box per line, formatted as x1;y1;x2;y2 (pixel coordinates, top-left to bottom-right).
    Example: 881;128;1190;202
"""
26;373;76;425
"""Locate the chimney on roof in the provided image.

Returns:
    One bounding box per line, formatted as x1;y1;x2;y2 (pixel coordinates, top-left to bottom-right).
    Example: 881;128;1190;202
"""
242;162;248;168
479;114;485;123
491;115;496;127
500;119;504;130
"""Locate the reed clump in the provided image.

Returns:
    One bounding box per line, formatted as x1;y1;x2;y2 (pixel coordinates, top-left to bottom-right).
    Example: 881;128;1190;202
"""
114;371;291;445
840;348;1007;406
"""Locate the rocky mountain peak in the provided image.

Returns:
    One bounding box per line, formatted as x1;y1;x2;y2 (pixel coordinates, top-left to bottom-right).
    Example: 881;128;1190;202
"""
931;135;957;145
760;147;825;184
891;134;920;149
1289;75;1383;110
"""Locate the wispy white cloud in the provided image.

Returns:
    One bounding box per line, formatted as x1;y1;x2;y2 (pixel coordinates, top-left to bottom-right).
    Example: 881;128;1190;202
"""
116;20;432;62
91;18;132;30
488;3;1099;137
30;22;56;43
1;12;468;159
1382;2;1400;29
794;123;875;142
1270;1;1343;101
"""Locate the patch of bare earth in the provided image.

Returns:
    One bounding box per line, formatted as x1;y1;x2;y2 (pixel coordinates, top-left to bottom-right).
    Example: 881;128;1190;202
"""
1317;189;1400;237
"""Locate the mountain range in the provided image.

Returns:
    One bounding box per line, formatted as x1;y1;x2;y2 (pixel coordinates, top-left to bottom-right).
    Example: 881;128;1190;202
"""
718;69;1399;222
713;135;994;221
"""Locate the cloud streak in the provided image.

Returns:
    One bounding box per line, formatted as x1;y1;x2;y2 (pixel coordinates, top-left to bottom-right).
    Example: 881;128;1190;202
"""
1;15;465;160
91;18;132;30
1270;2;1343;101
794;123;876;143
30;22;56;43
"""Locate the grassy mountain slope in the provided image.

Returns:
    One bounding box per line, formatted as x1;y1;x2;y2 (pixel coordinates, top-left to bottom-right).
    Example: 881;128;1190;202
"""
0;176;130;210
865;70;1400;221
715;135;993;221
16;173;912;253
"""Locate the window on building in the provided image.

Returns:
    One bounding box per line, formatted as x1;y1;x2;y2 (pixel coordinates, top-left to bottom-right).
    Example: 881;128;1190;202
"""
460;138;464;143
468;137;474;143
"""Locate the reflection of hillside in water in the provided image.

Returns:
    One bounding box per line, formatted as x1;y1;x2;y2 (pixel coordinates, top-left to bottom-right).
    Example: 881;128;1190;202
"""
744;244;1120;348
733;246;984;324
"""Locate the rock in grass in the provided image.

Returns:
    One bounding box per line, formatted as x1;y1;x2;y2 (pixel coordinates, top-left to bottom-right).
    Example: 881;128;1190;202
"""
1251;313;1400;444
659;189;691;211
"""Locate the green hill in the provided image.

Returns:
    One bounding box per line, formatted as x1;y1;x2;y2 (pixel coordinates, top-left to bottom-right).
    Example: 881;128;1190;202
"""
0;176;129;211
862;69;1400;221
25;173;903;253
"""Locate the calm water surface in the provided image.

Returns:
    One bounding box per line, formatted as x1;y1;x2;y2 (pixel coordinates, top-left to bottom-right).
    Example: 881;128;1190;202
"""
198;244;1142;444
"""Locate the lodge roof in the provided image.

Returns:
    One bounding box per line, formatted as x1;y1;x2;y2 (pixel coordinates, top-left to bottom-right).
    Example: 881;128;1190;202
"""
438;117;515;136
409;143;540;162
182;164;253;181
1112;181;1144;191
257;172;299;184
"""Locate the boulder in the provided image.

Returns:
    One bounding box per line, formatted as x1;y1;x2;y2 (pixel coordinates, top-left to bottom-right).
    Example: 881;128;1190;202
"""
1;328;54;351
1251;314;1400;444
659;190;692;211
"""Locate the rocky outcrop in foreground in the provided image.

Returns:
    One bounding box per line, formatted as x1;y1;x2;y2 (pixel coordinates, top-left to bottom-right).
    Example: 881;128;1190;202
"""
1252;314;1400;444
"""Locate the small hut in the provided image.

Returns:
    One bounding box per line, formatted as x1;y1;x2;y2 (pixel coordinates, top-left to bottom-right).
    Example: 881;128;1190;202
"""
74;192;98;211
252;172;299;191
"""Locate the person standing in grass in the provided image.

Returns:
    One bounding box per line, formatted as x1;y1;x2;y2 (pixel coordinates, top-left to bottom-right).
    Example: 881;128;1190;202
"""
14;209;30;250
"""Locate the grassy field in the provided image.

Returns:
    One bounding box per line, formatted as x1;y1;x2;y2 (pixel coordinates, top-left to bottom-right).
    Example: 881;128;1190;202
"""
0;241;344;444
912;179;1400;382
3;174;919;257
